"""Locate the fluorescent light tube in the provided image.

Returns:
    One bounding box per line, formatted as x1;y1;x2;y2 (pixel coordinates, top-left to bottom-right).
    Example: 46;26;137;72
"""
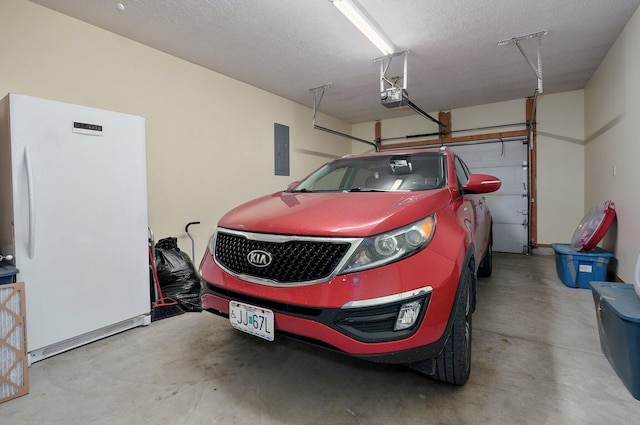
331;0;395;55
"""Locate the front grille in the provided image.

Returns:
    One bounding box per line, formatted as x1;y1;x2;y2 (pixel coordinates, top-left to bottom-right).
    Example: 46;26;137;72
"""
215;231;353;284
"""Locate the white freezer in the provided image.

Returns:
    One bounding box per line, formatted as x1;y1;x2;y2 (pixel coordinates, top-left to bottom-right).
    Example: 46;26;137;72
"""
0;94;150;363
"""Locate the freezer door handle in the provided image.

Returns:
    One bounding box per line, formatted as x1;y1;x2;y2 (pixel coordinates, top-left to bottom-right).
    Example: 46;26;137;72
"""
24;146;35;259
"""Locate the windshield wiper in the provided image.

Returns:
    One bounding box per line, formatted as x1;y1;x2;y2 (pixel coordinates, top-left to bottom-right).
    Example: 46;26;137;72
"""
347;187;386;192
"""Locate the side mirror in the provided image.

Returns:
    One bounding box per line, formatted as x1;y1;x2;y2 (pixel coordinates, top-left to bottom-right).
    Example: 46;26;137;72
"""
464;174;502;194
286;181;300;190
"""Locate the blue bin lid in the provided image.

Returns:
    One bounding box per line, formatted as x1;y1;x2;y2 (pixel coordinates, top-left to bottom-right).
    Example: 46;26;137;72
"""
0;262;19;278
590;281;640;323
552;243;613;257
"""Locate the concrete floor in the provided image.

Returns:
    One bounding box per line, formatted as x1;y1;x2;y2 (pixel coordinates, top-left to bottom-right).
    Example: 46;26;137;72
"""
2;253;639;424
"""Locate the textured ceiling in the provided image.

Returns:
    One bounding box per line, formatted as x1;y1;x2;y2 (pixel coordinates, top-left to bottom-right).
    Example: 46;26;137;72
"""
29;0;640;124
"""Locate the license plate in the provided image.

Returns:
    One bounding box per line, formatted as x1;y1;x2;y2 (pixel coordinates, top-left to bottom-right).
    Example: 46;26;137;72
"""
229;301;274;341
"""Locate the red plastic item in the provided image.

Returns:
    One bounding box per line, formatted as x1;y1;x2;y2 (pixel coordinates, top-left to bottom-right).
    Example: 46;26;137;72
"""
571;200;616;252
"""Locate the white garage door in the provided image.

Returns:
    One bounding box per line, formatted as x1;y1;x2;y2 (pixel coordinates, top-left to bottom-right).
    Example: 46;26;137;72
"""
450;139;529;254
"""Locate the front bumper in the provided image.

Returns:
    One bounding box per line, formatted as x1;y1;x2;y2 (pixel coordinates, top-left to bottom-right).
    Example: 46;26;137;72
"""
201;286;452;363
200;247;461;364
203;280;430;343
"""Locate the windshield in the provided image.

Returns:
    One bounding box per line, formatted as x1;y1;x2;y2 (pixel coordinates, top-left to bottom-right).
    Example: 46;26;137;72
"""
290;152;446;192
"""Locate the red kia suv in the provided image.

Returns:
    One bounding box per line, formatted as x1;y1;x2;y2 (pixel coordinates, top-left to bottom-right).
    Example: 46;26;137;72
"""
199;147;500;385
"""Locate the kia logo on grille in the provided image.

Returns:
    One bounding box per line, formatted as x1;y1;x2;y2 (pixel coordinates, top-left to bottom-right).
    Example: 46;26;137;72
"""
247;250;272;267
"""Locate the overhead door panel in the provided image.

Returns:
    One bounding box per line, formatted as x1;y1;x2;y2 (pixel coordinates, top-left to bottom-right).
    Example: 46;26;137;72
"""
450;139;528;254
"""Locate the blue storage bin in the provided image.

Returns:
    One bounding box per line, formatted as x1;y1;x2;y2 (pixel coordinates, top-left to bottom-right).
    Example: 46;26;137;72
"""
552;243;613;288
0;262;19;284
590;282;640;400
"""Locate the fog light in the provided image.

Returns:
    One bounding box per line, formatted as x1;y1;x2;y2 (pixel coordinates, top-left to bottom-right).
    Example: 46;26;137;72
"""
394;300;422;330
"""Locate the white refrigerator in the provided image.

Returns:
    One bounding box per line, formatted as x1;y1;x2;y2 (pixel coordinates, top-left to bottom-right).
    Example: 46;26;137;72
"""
0;94;151;364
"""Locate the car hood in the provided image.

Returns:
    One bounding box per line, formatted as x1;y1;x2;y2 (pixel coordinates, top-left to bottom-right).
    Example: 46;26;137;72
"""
218;189;453;237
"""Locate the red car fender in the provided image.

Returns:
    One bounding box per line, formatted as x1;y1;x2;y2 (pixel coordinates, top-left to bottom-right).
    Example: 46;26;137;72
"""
430;196;474;265
428;195;478;314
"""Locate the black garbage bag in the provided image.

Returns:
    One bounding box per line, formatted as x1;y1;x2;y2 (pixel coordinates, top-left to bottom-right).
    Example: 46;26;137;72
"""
154;237;202;312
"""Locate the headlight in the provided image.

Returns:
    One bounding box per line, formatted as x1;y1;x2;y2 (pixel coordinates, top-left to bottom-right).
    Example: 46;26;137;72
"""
340;215;436;274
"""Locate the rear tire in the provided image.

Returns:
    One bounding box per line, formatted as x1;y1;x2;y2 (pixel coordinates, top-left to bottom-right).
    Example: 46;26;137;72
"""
409;265;472;385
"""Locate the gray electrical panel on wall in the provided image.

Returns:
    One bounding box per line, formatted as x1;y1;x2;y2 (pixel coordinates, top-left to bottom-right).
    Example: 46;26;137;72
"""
274;123;289;176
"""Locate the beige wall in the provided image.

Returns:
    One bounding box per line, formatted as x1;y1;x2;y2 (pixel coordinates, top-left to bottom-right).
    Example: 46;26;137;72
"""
0;0;351;258
353;92;586;249
536;90;585;244
585;6;640;282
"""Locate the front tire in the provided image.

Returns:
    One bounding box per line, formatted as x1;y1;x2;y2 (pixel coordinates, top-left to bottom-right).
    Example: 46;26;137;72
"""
409;265;473;385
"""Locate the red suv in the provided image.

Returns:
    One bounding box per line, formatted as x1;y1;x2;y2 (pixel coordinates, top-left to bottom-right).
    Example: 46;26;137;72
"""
200;147;500;385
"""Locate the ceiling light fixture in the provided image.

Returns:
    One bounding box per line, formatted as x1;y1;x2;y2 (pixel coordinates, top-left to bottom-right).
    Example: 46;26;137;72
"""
330;0;395;56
